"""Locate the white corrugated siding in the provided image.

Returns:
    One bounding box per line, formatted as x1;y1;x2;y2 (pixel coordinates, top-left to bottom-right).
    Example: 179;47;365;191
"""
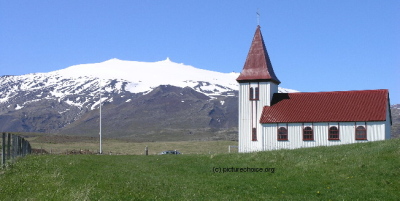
366;122;386;141
259;82;277;107
238;82;277;153
238;83;250;152
261;121;387;151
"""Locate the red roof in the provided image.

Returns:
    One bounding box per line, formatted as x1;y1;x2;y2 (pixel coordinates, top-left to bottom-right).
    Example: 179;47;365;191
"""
236;25;280;84
260;89;390;123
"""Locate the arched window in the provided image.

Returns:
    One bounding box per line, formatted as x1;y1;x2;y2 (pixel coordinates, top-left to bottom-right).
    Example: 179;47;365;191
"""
355;126;367;140
303;126;313;141
277;127;288;141
329;126;339;140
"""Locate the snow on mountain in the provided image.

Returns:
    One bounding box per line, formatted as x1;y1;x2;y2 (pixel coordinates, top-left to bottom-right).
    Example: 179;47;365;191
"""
0;58;297;110
48;58;239;95
0;58;299;135
49;57;296;95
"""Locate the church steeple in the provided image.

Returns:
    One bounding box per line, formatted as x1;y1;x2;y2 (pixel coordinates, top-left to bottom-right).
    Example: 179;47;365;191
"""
236;25;280;84
237;25;280;152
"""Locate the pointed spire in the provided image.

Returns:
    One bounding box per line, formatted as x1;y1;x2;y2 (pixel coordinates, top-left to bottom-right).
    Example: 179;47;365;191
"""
236;25;280;84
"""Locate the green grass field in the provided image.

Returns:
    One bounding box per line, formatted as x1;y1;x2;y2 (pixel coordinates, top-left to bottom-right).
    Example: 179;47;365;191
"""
1;138;399;200
28;137;238;155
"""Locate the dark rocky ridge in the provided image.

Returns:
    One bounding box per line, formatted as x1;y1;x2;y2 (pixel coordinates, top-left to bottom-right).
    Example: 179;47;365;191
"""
58;85;239;141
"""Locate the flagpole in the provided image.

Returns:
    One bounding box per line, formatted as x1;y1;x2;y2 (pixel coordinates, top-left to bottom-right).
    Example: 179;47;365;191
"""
99;79;102;154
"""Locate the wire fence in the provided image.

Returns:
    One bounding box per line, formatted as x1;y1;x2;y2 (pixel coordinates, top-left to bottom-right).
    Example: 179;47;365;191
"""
1;132;32;168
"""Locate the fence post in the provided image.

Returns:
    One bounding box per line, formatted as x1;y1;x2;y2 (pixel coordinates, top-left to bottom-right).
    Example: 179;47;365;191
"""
28;142;31;154
18;136;22;156
1;134;33;166
16;136;19;156
11;135;15;160
7;133;11;160
13;135;17;159
2;133;5;167
23;138;26;156
22;139;26;156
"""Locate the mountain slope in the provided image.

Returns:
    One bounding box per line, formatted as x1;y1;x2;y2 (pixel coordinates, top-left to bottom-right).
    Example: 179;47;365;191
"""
59;85;240;141
0;58;297;140
391;104;400;138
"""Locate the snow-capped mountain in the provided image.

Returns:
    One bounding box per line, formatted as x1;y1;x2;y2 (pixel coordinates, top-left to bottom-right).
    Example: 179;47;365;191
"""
49;58;240;95
0;58;297;139
1;58;235;108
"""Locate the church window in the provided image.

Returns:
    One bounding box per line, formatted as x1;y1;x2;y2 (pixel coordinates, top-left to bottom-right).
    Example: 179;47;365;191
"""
303;126;313;141
249;87;259;100
249;87;254;100
355;126;367;140
328;126;339;140
252;128;257;141
255;87;259;100
277;127;288;141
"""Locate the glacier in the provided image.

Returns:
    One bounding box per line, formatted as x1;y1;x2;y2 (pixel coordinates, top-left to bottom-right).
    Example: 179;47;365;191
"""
0;58;297;110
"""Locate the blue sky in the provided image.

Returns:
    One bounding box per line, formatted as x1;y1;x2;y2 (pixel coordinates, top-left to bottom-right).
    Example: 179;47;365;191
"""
1;0;399;104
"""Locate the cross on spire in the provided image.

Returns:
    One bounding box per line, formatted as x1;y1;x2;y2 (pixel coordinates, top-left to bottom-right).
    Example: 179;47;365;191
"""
256;9;260;25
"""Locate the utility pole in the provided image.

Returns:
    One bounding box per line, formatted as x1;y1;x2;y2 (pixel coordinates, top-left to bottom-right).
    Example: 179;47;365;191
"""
99;79;102;154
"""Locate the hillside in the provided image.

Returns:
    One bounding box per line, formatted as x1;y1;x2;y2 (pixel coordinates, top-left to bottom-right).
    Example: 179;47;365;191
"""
391;104;400;138
58;85;240;141
0;58;294;140
1;138;399;200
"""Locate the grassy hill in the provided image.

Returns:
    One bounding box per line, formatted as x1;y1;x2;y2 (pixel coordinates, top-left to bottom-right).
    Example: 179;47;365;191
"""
1;138;399;200
391;104;400;138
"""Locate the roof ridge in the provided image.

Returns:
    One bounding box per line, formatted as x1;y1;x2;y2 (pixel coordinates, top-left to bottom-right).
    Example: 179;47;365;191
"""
284;89;388;95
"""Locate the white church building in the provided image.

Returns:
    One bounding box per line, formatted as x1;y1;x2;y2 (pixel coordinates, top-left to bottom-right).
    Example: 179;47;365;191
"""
236;26;392;153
